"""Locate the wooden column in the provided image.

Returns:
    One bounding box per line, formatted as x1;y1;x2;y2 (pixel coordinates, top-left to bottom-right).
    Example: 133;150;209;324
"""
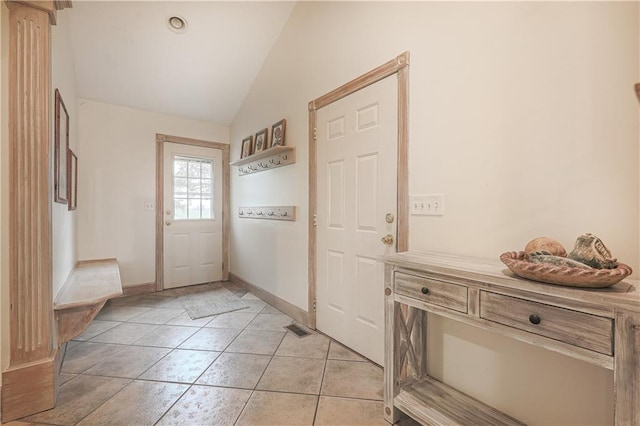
1;0;58;422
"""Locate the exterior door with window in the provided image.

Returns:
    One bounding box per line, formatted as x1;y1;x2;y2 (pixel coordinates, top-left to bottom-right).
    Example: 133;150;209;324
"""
163;142;223;288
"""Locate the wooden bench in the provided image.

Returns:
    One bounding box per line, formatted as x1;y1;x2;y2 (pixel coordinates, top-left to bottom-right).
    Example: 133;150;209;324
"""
53;258;123;344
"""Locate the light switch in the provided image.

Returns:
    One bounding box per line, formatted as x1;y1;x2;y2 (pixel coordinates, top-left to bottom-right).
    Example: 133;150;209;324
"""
410;194;444;216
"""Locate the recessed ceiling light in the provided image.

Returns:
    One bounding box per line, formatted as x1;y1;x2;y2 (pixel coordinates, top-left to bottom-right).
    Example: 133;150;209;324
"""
167;15;187;34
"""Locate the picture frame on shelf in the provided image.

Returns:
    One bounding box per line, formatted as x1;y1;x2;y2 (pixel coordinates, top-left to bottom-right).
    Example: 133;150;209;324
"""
54;89;69;203
241;135;253;158
67;149;77;211
270;119;286;148
254;128;268;153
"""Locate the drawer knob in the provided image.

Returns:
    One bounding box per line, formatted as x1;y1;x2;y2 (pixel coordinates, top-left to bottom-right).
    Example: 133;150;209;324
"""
529;314;541;325
421;287;429;295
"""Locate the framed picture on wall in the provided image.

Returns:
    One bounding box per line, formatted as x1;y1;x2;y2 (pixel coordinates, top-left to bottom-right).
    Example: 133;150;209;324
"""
270;119;286;148
54;89;69;203
254;128;268;153
67;149;77;211
241;135;253;158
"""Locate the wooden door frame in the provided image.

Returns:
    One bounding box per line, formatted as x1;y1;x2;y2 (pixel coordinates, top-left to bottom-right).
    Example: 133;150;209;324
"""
307;52;410;329
155;134;231;292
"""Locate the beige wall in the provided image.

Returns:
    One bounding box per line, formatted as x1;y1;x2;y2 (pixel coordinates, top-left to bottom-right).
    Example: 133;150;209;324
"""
230;2;639;424
51;10;78;299
0;0;9;386
76;100;229;286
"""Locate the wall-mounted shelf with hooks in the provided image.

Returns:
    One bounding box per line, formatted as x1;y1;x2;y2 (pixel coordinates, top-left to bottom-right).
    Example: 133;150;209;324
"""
230;146;295;175
238;206;296;221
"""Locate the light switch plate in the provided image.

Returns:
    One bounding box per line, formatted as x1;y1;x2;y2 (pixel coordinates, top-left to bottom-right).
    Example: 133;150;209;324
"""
410;194;444;216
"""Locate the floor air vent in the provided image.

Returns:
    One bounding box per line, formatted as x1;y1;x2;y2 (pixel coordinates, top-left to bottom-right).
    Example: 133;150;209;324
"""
284;324;310;337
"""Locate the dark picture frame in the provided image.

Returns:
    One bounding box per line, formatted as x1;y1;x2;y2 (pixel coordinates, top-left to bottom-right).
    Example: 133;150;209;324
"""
241;135;253;158
54;89;69;203
270;119;286;148
254;128;268;153
67;149;77;211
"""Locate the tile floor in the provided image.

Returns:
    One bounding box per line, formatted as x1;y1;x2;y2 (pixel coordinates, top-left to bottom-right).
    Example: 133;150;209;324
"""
9;282;419;426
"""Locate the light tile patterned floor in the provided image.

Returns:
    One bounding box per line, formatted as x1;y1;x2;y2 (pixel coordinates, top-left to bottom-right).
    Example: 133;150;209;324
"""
10;283;419;426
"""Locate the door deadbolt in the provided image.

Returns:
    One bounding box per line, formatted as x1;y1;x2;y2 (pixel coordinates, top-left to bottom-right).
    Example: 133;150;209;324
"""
385;213;395;223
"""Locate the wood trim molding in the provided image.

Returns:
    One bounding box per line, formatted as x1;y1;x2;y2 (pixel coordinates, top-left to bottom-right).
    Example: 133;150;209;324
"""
396;65;410;252
155;139;164;291
307;109;318;329
311;52;409;110
121;282;157;297
229;273;309;326
155;134;231;291
307;52;411;328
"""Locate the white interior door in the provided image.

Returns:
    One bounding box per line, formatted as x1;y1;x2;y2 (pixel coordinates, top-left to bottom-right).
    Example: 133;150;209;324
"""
316;76;398;365
163;142;223;289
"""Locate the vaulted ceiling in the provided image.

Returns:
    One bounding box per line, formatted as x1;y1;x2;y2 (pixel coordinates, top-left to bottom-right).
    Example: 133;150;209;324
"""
67;1;296;125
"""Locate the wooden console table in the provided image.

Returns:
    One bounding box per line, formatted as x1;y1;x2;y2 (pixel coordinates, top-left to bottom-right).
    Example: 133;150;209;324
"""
383;251;640;425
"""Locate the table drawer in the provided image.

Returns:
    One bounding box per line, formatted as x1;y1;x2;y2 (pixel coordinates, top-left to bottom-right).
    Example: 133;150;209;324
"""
480;291;613;355
395;272;467;313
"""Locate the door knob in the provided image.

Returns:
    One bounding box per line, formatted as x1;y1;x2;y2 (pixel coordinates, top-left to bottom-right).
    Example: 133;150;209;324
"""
165;221;172;226
381;234;394;245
